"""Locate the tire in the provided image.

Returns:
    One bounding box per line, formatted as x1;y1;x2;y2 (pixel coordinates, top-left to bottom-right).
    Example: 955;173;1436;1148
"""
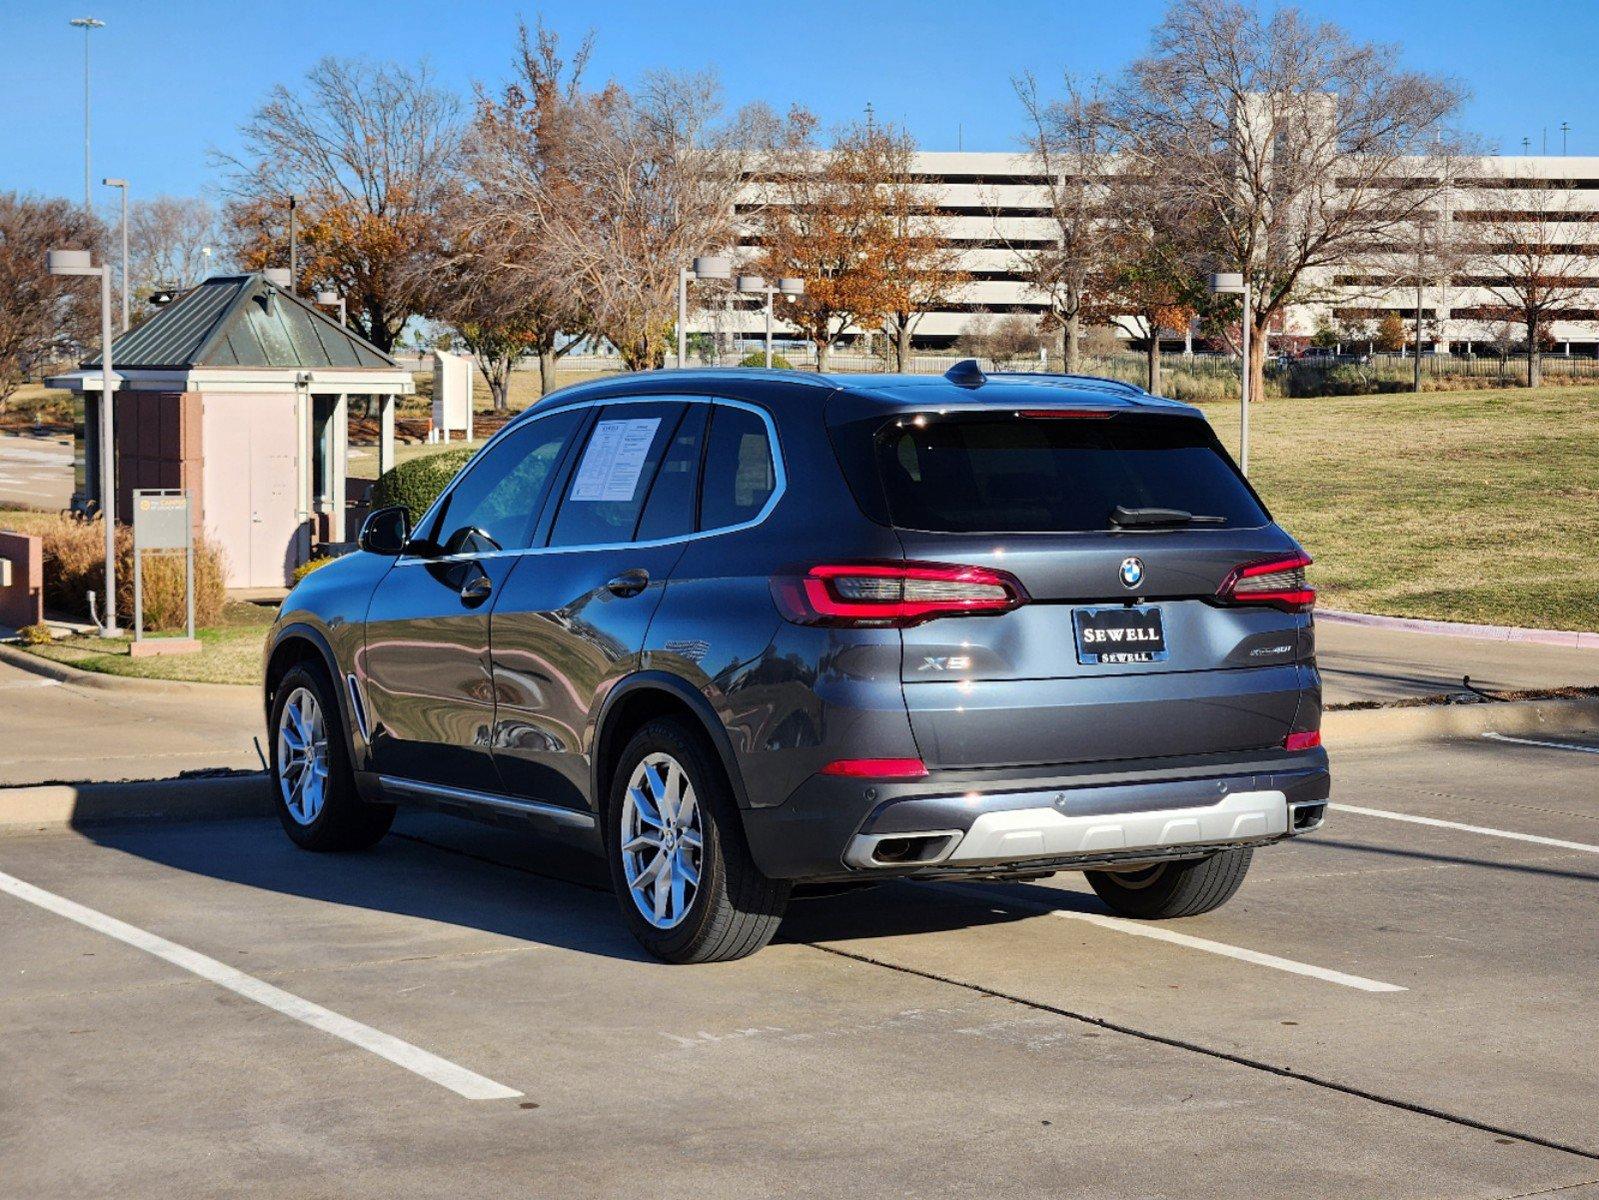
605;718;789;963
1085;848;1254;919
269;661;394;852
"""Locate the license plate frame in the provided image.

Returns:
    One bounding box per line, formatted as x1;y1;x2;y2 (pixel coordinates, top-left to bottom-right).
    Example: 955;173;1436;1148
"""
1073;605;1169;665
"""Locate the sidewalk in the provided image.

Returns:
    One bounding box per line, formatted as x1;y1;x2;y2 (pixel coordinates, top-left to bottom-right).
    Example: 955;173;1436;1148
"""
0;656;262;787
1315;619;1599;707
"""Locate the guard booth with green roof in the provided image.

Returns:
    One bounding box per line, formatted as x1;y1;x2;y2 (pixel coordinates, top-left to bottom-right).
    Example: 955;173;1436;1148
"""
48;273;415;591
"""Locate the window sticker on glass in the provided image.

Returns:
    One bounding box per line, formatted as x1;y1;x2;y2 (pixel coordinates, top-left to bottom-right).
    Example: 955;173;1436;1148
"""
569;417;662;502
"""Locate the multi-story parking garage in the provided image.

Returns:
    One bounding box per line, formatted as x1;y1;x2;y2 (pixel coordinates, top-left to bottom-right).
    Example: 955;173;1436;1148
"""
720;152;1599;355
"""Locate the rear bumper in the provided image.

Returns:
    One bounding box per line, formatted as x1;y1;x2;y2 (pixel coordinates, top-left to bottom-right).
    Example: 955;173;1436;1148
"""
741;747;1329;881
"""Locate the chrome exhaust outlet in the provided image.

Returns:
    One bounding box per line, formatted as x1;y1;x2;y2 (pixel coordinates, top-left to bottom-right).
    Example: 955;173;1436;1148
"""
1288;800;1326;834
844;830;963;870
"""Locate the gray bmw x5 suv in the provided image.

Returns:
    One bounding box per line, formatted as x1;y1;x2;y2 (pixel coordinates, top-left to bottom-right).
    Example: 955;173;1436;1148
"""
264;361;1329;962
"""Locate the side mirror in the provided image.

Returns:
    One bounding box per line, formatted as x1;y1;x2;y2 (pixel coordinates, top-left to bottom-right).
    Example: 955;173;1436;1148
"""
358;506;411;556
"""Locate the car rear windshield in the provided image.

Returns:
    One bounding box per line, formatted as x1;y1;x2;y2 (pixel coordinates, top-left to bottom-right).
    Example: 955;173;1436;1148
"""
874;413;1269;533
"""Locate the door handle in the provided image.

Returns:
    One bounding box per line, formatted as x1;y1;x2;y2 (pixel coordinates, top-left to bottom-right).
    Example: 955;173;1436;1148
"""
605;569;649;598
460;571;493;602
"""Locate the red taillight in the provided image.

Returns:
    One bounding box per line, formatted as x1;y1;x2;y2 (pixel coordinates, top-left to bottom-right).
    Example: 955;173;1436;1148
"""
1017;408;1113;419
772;561;1028;628
819;757;929;779
1284;730;1322;751
1217;552;1315;612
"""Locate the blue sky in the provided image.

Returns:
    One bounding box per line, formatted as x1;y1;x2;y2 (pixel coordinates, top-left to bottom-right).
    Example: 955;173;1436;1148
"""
5;0;1599;204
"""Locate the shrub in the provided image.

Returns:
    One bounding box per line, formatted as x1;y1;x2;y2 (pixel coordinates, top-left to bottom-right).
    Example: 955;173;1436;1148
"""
738;350;796;369
370;446;476;524
18;622;53;646
738;351;794;370
32;513;227;631
291;556;337;585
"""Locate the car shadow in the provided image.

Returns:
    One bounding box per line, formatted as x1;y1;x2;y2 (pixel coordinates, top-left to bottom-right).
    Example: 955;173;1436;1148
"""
76;807;1042;962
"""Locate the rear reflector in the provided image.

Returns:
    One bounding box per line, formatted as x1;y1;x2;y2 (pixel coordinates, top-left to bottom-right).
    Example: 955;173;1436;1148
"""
1217;552;1315;612
1284;730;1322;751
772;561;1028;628
819;757;929;779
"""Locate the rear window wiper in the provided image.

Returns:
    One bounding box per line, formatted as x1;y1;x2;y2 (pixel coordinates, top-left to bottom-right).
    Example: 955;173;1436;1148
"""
1109;505;1227;527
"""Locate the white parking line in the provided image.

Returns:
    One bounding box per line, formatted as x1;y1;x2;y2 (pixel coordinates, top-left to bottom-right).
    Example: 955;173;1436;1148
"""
1482;732;1599;756
1330;804;1599;856
0;868;522;1101
934;882;1406;993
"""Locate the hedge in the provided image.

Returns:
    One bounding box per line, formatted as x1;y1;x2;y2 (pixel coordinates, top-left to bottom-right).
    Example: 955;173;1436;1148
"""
369;446;477;525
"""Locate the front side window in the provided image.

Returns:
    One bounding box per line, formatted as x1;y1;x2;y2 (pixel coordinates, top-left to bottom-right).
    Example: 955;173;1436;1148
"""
699;406;777;531
549;402;685;547
429;408;583;555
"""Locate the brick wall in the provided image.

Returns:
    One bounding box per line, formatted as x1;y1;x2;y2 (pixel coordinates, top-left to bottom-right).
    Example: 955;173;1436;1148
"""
0;530;44;629
114;391;204;540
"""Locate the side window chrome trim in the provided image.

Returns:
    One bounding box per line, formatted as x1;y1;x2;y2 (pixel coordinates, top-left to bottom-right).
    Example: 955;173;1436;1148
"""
393;394;785;565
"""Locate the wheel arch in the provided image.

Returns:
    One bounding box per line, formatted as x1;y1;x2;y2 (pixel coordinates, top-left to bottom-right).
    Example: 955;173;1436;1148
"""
591;672;752;824
265;623;361;755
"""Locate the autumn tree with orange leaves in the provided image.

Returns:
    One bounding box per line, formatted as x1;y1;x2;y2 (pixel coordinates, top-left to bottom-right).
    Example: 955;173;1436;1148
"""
218;57;463;353
754;116;904;372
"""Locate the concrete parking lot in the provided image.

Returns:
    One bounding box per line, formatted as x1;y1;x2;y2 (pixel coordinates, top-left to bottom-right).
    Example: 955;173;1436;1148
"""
2;726;1596;1198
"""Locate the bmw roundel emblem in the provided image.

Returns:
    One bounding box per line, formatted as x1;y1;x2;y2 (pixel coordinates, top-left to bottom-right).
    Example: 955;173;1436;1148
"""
1119;557;1145;589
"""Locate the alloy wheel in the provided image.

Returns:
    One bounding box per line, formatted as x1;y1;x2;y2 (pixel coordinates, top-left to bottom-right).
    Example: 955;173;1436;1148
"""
619;752;704;929
277;686;329;826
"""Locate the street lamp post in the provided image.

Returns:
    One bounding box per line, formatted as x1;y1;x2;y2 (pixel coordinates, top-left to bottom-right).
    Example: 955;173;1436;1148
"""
103;177;129;331
47;248;120;636
287;195;300;296
735;275;806;368
677;256;730;368
315;289;347;327
1207;271;1252;474
69;17;104;214
198;245;213;285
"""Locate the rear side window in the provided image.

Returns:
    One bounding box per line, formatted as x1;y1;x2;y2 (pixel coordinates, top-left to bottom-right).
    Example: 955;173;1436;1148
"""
700;406;776;530
549;403;683;547
635;404;708;542
877;414;1267;533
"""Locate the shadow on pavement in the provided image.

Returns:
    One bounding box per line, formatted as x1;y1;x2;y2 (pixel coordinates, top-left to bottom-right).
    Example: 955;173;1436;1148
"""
77;806;1039;961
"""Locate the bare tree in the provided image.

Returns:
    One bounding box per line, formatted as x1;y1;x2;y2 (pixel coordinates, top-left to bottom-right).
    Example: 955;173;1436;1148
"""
128;195;219;297
218;56;463;352
1462;174;1596;387
1106;0;1466;404
1013;73;1117;373
0;193;103;409
476;62;756;370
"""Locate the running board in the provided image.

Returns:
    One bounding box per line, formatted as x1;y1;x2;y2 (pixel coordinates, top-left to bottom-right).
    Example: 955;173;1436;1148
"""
377;776;597;830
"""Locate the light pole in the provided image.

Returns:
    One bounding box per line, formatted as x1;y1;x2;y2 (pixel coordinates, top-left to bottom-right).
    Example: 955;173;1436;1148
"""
735;275;805;368
102;177;128;331
198;245;213;285
47;248;120;636
1207;271;1252;474
316;289;347;327
677;256;730;368
287;194;299;292
69;17;105;214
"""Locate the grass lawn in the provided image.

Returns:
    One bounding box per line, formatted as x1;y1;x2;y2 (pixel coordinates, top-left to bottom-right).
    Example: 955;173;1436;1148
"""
20;601;275;686
1195;386;1599;630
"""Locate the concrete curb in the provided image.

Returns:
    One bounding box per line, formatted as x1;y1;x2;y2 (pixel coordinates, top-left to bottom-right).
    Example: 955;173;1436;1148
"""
1319;609;1599;651
0;773;272;831
0;642;256;696
1325;695;1599;749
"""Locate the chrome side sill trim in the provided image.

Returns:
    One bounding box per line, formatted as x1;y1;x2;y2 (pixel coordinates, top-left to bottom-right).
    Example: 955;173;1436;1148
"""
378;775;596;830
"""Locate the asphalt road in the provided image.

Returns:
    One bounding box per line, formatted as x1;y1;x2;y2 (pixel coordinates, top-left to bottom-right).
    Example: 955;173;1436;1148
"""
0;431;73;512
2;730;1596;1198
